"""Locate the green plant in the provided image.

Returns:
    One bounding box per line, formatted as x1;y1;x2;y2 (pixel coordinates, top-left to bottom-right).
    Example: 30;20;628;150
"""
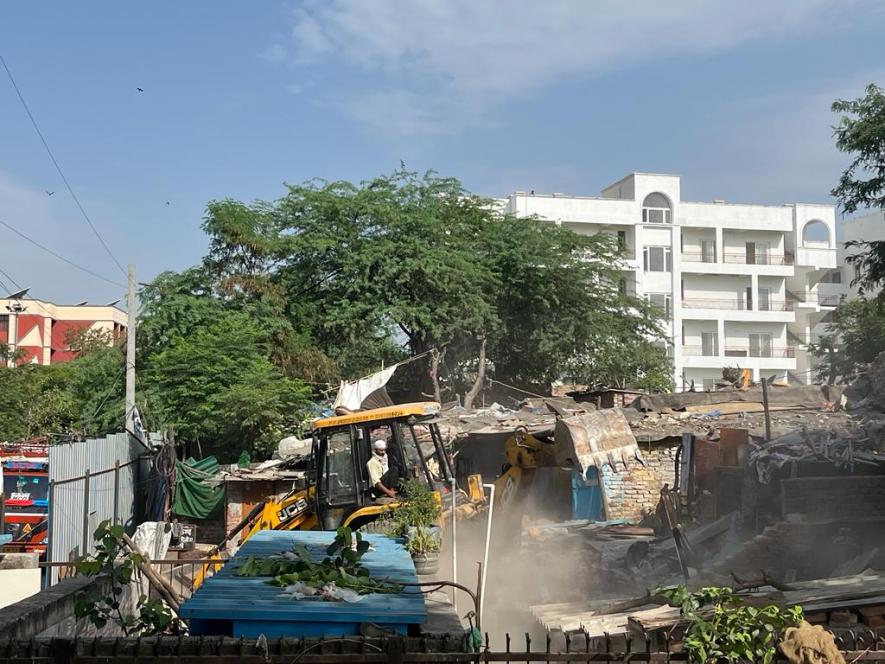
404;526;440;556
73;521;181;636
656;585;803;664
387;479;441;536
235;526;402;595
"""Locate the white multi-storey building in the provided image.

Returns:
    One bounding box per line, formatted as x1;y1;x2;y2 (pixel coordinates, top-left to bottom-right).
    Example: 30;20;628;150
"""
500;172;838;390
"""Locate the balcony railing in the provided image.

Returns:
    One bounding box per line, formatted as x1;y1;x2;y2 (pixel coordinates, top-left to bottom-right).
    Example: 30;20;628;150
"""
681;251;718;264
683;345;796;358
787;290;843;308
722;252;794;266
682;345;720;357
723;346;796;358
681;298;794;311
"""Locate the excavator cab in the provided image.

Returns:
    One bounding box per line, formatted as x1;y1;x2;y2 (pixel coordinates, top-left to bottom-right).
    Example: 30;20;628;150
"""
311;402;455;530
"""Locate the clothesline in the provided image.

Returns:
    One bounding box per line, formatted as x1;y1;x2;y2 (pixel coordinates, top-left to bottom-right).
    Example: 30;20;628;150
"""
343;347;441;385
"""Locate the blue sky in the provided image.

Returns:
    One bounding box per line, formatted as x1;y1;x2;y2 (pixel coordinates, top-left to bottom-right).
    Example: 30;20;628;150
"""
1;1;884;305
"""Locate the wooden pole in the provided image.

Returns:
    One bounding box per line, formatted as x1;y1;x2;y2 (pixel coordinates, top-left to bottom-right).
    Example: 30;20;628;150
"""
761;377;772;442
119;532;182;611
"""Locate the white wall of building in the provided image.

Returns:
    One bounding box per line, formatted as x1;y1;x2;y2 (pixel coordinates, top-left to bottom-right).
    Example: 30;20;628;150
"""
503;172;837;390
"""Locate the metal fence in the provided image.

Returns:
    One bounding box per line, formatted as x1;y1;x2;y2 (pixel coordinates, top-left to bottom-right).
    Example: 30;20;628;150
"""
40;558;226;601
47;432;157;584
2;633;885;663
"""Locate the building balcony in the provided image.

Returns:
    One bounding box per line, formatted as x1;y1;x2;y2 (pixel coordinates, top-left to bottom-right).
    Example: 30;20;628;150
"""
681;298;793;312
722;252;793;266
682;345;795;358
680;252;794;275
787;290;842;309
681;345;797;369
681;252;717;264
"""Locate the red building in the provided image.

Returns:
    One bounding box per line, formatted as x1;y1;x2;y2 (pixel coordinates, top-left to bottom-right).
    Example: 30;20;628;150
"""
0;297;127;366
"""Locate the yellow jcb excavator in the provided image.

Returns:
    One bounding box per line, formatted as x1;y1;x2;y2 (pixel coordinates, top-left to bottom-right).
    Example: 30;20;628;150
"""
194;402;483;588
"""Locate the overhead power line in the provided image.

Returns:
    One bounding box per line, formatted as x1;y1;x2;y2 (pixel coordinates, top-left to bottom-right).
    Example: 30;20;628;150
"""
0;218;126;288
0;265;60;319
0;54;127;276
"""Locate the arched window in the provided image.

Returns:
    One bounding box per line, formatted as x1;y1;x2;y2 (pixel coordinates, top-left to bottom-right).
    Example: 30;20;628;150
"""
802;220;830;247
642;193;672;223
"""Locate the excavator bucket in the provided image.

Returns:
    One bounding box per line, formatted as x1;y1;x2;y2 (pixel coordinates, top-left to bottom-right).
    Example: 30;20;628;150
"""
553;409;641;476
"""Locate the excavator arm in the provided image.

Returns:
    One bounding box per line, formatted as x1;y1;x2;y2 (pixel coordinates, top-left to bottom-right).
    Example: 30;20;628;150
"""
193;487;317;589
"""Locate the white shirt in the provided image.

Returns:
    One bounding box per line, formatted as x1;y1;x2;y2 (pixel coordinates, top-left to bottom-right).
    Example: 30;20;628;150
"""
367;452;389;486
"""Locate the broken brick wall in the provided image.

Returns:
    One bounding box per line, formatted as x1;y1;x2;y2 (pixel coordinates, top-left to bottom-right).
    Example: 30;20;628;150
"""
602;441;678;521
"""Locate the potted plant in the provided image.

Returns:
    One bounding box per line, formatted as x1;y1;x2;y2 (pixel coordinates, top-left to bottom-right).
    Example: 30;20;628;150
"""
388;480;442;574
405;525;441;575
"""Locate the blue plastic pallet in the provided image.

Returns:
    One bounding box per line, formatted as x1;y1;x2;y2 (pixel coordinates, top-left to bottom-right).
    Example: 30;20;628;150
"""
180;530;426;638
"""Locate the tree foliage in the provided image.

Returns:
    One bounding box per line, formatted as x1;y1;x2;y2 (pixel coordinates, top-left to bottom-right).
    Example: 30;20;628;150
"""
0;344;124;442
812;297;885;383
200;168;672;396
831;84;885;295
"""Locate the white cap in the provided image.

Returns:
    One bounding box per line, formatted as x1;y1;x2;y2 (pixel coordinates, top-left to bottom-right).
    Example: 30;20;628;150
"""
372;439;387;450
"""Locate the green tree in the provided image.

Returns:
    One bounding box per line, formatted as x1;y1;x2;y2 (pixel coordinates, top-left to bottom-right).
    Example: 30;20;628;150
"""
0;346;124;441
201;168;672;395
141;308;312;460
812;297;885;383
831;84;885;294
485;213;671;391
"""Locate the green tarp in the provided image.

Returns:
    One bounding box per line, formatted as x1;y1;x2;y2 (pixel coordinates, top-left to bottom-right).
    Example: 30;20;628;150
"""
172;456;225;520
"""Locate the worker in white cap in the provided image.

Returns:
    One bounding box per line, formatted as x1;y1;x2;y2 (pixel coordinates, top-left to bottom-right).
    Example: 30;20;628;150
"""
367;439;398;500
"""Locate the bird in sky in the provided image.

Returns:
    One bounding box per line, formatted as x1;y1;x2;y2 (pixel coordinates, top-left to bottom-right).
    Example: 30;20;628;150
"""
165;201;170;206
45;190;54;196
136;87;144;92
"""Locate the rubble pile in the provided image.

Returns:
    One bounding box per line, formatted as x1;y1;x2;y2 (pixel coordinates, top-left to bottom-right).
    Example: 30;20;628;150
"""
844;350;885;412
749;425;885;484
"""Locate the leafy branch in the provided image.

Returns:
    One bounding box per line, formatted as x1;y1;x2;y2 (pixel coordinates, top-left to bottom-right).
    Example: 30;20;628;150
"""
656;584;803;664
73;520;182;636
235;526;402;597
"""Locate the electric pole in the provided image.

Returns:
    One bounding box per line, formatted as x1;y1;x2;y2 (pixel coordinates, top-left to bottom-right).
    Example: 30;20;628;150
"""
125;264;136;431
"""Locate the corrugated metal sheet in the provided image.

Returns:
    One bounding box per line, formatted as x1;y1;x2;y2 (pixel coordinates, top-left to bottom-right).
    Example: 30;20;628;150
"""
48;432;157;584
553;409;642;475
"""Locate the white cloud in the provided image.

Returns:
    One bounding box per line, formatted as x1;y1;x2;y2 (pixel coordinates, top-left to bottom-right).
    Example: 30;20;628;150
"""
275;0;881;135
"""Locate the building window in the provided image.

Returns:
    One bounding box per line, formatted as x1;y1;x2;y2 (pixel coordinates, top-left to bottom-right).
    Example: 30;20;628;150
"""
757;288;771;311
645;293;672;320
701;332;719;357
0;314;8;335
701;239;716;263
749;333;773;358
641;192;672;224
643;246;672;272
745;241;770;265
821;269;843;284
